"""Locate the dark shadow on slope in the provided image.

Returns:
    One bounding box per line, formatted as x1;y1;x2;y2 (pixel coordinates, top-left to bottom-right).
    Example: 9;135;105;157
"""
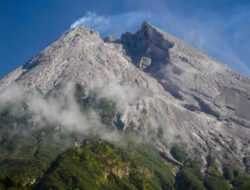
193;96;220;119
120;22;174;73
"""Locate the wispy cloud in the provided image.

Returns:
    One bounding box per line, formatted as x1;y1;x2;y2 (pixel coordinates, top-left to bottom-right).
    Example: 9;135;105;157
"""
0;81;180;145
71;11;153;36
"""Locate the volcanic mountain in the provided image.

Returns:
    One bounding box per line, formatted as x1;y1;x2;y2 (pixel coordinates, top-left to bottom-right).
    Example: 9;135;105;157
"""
0;22;250;190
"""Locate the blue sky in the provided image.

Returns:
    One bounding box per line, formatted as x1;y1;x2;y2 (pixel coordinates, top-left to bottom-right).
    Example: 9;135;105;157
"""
0;0;249;78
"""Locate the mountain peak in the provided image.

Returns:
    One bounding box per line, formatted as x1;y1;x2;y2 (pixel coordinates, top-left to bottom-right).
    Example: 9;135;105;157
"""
63;27;101;43
66;27;99;37
141;21;153;28
120;22;175;71
139;21;165;38
1;21;250;179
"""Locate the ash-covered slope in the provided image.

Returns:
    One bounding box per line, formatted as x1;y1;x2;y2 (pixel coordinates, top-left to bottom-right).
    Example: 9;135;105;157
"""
121;22;250;128
1;22;250;176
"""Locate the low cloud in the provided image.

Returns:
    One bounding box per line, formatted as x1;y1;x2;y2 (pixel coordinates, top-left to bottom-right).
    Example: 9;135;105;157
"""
26;82;100;133
97;82;140;112
0;83;24;107
0;82;118;143
0;81;182;147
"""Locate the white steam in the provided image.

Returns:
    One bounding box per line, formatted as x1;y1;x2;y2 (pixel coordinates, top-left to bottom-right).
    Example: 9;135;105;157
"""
71;11;153;36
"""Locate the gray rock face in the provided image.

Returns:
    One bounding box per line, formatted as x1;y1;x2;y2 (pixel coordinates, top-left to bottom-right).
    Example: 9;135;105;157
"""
139;56;152;70
122;22;250;125
1;23;250;173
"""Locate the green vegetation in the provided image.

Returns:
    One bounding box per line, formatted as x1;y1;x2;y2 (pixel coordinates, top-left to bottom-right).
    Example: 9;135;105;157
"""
0;105;75;189
175;159;205;190
204;165;230;190
204;176;230;190
123;142;175;190
35;140;175;190
74;83;116;128
74;83;86;105
175;157;250;190
232;174;250;190
223;165;239;182
170;144;187;164
0;83;250;190
222;164;250;190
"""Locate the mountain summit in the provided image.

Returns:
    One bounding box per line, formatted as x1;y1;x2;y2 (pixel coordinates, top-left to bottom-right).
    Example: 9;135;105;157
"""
0;22;250;189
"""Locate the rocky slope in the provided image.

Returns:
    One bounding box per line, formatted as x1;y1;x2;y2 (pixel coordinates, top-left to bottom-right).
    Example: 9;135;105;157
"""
0;22;250;189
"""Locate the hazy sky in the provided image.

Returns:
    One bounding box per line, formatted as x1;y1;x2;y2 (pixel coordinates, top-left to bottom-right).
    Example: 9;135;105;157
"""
0;0;249;78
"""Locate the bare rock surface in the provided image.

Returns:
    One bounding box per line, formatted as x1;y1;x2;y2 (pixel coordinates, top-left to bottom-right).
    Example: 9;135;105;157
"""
1;23;250;173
